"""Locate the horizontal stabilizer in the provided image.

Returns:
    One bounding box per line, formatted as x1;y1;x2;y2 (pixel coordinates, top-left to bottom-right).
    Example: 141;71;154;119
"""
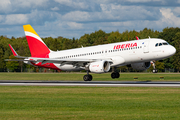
8;44;26;59
9;44;18;56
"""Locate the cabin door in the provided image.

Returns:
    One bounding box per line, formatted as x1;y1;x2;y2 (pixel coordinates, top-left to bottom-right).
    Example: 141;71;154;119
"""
143;40;149;53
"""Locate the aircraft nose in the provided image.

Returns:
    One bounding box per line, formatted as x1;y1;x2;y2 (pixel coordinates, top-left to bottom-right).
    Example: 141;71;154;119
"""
169;46;176;55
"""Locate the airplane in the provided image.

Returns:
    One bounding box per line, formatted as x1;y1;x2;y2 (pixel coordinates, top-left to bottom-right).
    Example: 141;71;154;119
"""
8;24;176;81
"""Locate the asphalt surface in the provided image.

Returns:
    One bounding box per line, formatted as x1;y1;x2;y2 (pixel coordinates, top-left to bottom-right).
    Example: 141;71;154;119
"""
0;80;180;87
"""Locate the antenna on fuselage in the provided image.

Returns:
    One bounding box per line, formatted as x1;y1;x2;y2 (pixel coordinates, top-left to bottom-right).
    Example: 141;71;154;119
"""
148;36;151;39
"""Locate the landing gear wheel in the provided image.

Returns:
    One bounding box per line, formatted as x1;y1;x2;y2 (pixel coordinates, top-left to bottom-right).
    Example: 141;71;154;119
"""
151;61;158;73
111;72;120;79
89;74;93;80
116;72;120;78
83;74;93;81
83;75;89;81
153;69;158;73
111;72;116;79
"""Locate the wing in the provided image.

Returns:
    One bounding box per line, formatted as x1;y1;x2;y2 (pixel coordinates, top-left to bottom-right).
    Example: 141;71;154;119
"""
6;57;113;65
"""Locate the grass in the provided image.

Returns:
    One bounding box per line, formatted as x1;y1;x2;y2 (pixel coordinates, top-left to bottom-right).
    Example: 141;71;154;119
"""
0;72;180;81
0;86;180;120
0;73;180;119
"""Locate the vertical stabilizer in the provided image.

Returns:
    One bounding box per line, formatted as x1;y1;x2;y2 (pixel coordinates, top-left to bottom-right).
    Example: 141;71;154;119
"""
23;24;51;58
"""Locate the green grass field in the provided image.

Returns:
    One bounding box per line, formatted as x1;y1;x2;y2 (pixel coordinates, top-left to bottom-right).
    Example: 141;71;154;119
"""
0;86;180;120
0;72;180;81
0;73;180;119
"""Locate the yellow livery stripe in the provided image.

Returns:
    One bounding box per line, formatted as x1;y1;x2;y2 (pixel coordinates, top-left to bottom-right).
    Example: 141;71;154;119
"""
23;24;40;37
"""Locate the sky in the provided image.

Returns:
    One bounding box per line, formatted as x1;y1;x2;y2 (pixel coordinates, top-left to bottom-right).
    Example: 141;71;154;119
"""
0;0;180;39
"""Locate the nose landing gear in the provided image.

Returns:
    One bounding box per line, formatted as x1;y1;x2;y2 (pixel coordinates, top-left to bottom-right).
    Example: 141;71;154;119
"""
151;61;158;73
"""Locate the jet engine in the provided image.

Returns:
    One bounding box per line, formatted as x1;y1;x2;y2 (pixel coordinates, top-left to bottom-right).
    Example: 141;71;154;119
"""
89;61;110;73
130;62;151;71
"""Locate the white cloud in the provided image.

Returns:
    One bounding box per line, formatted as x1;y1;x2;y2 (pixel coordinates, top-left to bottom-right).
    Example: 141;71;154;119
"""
51;7;59;11
126;0;151;2
159;8;180;27
126;0;162;2
61;3;160;24
173;7;180;16
54;0;88;9
0;0;49;14
1;0;180;39
67;22;83;29
0;0;12;13
4;14;28;25
62;11;90;21
12;0;49;7
0;15;4;22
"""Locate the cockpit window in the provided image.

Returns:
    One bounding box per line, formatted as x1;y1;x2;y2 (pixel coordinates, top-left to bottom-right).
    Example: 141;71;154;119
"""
155;43;158;47
163;42;168;45
155;42;169;47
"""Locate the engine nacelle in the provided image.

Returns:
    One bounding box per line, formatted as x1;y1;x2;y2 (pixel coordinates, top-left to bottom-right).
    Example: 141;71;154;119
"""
131;62;151;71
89;61;110;73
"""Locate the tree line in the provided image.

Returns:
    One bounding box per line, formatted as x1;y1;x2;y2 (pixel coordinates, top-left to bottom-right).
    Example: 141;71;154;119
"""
0;27;180;72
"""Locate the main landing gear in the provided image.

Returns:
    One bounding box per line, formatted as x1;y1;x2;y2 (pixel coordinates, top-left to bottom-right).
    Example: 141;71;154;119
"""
83;67;120;81
151;61;158;73
111;67;120;79
83;71;93;81
111;72;120;79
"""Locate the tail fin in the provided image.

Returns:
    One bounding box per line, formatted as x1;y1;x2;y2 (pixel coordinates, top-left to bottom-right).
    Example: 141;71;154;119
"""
23;24;51;58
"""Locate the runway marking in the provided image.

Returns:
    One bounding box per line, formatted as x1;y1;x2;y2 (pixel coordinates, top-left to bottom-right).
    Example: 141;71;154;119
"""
1;82;180;87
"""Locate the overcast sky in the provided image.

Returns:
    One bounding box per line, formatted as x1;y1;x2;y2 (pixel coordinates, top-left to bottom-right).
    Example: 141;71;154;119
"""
0;0;180;39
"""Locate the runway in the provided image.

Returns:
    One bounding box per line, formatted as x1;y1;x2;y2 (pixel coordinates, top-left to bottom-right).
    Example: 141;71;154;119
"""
1;80;180;87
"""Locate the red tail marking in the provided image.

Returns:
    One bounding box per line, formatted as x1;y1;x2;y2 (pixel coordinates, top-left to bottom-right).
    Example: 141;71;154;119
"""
26;36;50;58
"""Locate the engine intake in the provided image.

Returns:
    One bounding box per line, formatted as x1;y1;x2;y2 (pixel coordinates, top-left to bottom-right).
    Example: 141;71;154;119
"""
89;61;110;73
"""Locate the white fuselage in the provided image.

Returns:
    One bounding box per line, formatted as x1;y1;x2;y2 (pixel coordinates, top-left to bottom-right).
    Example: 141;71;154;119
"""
48;38;176;71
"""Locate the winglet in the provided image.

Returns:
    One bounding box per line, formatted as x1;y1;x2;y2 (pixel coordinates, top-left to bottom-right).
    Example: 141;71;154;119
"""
9;44;18;56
